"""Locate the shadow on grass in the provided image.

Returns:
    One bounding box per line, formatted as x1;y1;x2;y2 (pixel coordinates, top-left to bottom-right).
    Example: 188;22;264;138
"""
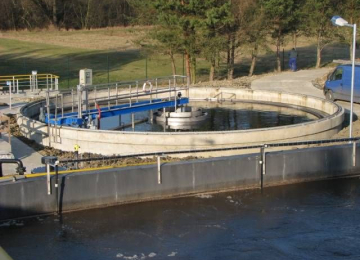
0;40;356;86
0;48;142;89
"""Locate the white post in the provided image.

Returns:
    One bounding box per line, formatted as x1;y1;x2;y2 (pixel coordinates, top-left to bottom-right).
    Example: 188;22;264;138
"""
9;82;12;110
47;163;51;195
16;80;19;94
350;23;356;139
55;78;58;90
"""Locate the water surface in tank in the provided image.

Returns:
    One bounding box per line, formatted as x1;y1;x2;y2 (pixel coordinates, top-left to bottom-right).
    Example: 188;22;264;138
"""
101;101;321;132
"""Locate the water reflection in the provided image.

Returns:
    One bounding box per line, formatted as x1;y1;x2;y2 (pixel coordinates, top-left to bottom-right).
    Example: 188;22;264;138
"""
101;101;319;132
1;178;359;260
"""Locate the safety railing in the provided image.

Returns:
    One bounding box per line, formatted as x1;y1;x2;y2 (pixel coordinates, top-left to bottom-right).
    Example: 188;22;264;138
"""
57;137;360;190
42;75;189;142
0;74;59;93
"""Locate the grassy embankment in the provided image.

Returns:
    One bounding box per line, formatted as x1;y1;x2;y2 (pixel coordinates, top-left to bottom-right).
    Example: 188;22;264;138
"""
0;27;352;89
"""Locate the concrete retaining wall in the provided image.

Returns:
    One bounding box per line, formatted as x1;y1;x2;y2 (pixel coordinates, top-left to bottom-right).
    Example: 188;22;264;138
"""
0;144;359;220
17;88;344;155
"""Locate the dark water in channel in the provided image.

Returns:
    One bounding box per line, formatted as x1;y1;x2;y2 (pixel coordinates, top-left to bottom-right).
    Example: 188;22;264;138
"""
1;178;360;260
101;101;319;132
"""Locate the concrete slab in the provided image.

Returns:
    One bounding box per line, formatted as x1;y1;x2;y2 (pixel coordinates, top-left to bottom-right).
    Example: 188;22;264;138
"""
251;68;332;98
251;68;360;118
0;134;43;175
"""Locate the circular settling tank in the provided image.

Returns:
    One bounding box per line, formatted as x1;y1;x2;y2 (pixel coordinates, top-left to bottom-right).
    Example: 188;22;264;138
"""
18;88;344;155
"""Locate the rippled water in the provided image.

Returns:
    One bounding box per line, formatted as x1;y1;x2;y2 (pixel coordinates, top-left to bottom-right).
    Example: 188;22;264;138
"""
101;101;319;132
1;178;360;260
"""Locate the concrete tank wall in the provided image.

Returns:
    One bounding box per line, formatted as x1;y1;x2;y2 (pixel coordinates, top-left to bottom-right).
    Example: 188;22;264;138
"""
17;88;344;155
0;144;359;220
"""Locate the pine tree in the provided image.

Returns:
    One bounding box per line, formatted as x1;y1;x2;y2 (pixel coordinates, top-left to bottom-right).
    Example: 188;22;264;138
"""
261;0;296;71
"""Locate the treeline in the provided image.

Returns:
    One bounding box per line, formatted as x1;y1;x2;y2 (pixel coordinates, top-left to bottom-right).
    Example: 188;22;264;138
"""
1;0;360;82
0;0;135;30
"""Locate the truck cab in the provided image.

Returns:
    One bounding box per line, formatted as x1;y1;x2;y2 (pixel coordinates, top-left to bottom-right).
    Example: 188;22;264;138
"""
324;65;360;102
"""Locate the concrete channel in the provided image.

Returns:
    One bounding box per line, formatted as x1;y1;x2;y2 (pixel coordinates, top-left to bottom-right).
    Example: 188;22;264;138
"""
1;143;359;220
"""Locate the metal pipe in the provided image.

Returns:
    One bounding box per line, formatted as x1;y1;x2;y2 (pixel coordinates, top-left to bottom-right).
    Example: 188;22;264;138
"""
0;159;26;177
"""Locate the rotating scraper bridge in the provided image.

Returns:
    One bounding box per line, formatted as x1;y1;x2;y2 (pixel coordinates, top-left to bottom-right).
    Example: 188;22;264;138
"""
17;75;345;155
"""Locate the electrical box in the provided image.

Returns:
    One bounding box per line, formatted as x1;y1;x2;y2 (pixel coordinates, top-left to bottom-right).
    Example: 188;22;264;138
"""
79;69;92;86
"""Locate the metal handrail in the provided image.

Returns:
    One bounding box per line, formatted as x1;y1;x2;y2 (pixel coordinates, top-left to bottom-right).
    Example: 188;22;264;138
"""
59;137;360;164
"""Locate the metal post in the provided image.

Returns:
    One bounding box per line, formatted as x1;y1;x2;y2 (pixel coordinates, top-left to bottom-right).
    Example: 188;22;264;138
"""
55;162;59;215
157;156;162;184
155;78;158;98
61;94;64;117
9;83;12;110
16;80;19;94
131;113;135;131
55;94;58;143
12;76;15;94
169;80;171;101
350;24;357;139
129;85;132;106
46;91;51;146
107;53;110;84
47;163;51;195
146;55;148;79
108;87;110;109
67;56;70;89
259;146;266;190
71;89;74;113
353;141;356;167
116;84;118;105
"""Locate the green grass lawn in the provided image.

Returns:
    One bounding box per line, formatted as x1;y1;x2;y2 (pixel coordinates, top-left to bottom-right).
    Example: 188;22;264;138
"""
0;37;212;89
0;29;353;89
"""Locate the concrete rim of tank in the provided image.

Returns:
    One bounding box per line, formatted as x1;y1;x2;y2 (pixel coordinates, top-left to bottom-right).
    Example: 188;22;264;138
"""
17;87;345;155
19;88;344;136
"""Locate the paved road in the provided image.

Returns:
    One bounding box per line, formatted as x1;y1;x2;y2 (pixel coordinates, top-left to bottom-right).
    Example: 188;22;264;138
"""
251;68;360;117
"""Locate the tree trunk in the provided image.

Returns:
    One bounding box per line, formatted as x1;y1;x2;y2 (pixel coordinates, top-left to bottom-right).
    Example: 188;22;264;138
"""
293;32;297;49
249;44;258;77
316;34;322;68
191;55;196;84
85;0;92;29
209;57;215;82
316;43;321;68
169;49;176;75
52;0;57;26
227;33;235;80
185;51;191;85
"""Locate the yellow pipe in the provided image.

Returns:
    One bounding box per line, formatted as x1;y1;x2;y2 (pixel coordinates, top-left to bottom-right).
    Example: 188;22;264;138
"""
0;160;172;180
0;247;14;260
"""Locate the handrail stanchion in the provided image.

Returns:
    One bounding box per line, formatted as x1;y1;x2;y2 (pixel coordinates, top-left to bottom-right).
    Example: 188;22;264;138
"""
259;145;266;191
55;160;59;215
353;141;356;167
157;156;163;184
116;84;118;105
155;78;158;98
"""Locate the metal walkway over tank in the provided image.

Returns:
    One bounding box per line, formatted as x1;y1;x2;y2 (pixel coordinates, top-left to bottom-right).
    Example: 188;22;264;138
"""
42;75;189;129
